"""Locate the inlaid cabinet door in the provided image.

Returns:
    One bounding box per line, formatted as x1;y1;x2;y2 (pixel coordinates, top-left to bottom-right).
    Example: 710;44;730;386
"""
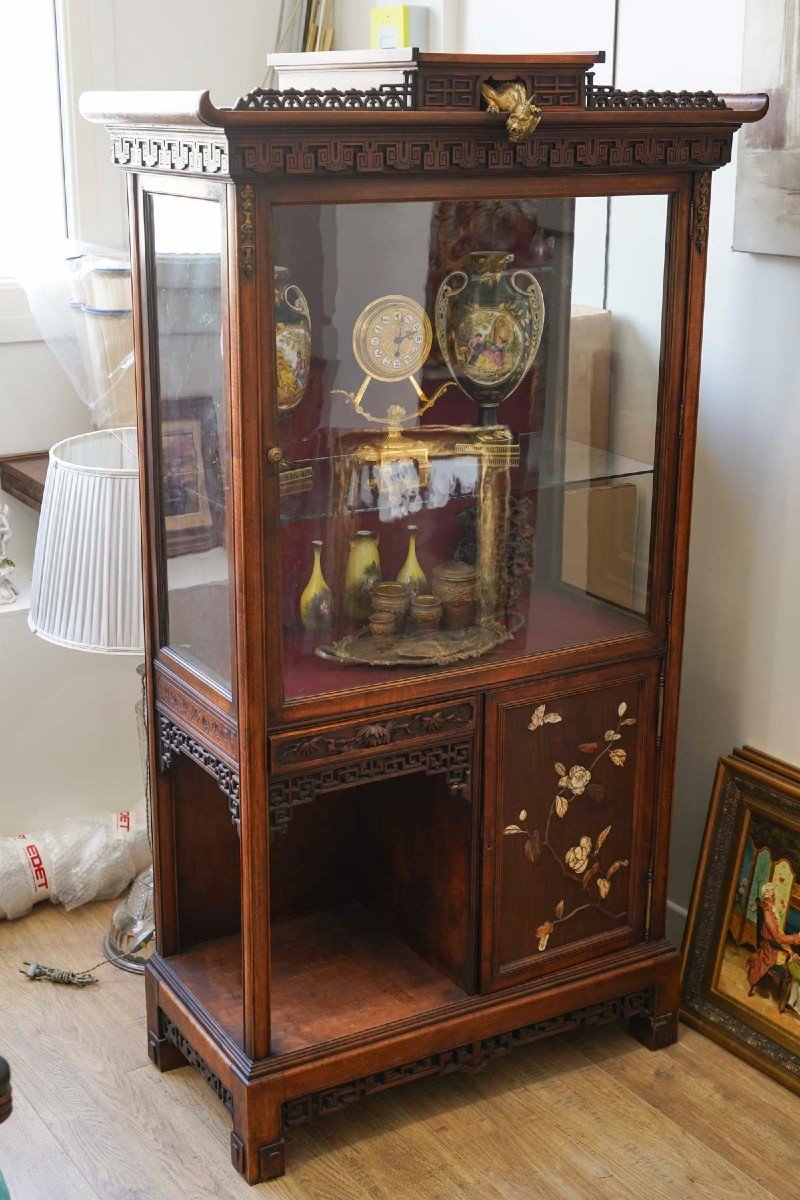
481;660;660;991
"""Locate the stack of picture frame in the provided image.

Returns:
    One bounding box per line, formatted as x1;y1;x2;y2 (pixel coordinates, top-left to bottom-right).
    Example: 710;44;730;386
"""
682;746;800;1096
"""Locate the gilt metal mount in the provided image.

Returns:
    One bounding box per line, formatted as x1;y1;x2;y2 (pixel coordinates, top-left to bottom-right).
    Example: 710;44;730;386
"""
481;81;542;142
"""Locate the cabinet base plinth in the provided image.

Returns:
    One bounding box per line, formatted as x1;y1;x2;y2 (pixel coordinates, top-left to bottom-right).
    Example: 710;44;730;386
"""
231;1133;286;1184
628;1009;679;1051
146;944;680;1183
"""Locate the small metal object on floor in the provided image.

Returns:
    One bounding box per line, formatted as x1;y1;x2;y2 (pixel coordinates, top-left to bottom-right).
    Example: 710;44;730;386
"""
21;928;154;987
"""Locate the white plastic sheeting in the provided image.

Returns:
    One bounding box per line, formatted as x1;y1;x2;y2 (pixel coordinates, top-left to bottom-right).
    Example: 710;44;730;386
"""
0;802;149;920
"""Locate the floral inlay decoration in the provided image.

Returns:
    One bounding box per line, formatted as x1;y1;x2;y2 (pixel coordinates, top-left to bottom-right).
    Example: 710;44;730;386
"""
504;700;636;951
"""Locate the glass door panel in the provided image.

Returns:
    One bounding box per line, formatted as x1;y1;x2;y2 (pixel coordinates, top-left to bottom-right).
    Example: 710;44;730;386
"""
148;191;233;693
272;194;667;704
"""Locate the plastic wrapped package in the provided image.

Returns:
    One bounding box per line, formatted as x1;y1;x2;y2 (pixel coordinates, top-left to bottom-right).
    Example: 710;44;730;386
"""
17;241;135;429
0;802;149;920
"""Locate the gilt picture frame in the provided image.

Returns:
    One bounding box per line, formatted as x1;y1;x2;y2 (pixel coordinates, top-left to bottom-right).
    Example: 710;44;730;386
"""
681;747;800;1096
159;394;224;558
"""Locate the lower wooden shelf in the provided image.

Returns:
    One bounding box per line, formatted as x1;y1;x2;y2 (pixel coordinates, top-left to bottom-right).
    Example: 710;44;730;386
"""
167;903;469;1057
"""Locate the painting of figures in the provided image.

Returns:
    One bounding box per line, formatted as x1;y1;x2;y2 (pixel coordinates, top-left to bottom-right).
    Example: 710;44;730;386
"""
715;812;800;1050
682;750;800;1096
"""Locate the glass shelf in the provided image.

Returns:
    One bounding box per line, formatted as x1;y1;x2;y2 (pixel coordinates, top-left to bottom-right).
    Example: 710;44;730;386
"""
278;433;654;525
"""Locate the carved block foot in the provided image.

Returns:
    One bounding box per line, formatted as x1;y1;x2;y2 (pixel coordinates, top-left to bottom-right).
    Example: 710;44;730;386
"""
231;1133;286;1183
628;1009;679;1051
147;1029;188;1073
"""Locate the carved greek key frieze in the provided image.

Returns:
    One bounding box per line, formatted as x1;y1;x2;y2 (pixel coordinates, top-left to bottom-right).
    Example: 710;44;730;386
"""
281;987;654;1129
106;126;732;179
268;738;473;834
229;131;732;179
111;132;228;174
160;1015;233;1112
159;716;241;829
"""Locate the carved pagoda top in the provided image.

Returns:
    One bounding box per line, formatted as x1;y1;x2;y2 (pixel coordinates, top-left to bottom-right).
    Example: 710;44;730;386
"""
80;50;768;182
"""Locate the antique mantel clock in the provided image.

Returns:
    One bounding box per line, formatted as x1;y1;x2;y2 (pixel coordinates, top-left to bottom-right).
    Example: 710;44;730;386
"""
82;53;766;1184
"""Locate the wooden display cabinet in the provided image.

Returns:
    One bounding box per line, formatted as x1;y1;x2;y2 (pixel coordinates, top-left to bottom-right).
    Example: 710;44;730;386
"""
82;55;767;1183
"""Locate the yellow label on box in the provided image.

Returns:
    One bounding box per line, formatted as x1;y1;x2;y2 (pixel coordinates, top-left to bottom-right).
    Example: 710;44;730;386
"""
370;5;412;50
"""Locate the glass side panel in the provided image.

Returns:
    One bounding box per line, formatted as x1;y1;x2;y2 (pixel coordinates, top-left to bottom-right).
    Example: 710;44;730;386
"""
150;192;232;692
272;195;667;703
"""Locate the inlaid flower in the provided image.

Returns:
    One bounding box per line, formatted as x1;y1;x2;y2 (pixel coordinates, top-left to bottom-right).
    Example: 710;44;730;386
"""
558;764;592;795
565;835;592;874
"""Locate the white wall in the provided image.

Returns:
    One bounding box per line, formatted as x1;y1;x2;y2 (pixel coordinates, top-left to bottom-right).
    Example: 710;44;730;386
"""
0;0;284;836
459;0;800;938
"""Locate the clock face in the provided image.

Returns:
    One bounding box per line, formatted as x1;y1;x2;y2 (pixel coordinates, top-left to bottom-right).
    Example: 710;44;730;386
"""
353;295;433;383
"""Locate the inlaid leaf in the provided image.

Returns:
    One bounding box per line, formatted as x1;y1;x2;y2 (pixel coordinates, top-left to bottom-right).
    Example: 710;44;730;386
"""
609;748;627;767
582;862;601;890
535;920;553;952
597;877;611;899
544;712;562;724
578;742;599;753
519;809;527;821
555;794;569;818
554;762;566;777
596;824;611;850
618;702;627;717
604;730;615;741
607;859;629;877
523;831;541;863
586;783;606;801
528;704;546;731
621;717;637;726
555;900;565;919
503;824;525;835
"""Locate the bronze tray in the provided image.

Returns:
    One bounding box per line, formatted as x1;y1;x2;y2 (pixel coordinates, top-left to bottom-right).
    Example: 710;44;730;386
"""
315;620;516;667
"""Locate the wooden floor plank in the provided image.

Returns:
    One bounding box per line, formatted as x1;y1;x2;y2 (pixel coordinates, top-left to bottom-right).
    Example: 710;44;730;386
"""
567;1023;791;1199
0;1085;100;1200
1;899;796;1199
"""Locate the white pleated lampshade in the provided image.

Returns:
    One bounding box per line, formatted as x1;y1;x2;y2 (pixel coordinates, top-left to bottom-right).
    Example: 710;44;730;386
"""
29;428;144;653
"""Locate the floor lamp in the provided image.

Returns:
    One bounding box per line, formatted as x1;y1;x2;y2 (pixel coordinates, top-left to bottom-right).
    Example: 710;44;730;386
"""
28;427;153;972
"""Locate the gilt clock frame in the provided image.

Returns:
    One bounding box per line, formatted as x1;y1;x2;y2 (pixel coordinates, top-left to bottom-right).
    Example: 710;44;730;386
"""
83;53;767;1184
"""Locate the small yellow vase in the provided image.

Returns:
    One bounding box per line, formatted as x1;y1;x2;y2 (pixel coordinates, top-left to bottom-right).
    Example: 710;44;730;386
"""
396;524;427;596
300;539;333;633
345;530;381;623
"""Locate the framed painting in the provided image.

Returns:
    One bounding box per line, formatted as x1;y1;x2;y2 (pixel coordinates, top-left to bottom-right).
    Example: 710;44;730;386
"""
160;394;225;558
682;747;800;1095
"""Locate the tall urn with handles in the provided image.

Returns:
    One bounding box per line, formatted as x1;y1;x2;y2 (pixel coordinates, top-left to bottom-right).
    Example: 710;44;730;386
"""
435;251;545;426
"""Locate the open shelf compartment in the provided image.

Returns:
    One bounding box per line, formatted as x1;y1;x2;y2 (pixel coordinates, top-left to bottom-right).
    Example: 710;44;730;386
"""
163;756;477;1059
